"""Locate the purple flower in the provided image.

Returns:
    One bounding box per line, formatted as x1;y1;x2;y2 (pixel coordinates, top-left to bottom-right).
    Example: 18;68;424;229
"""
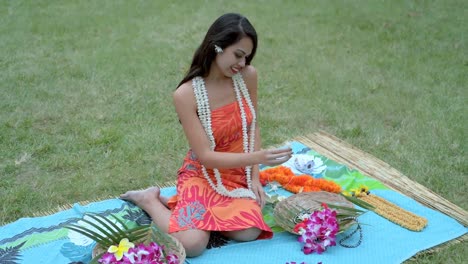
166;254;180;264
98;242;180;264
98;252;117;264
296;206;339;254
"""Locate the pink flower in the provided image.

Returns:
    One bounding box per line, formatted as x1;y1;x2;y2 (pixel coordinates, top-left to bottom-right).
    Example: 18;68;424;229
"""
296;206;339;254
293;222;307;235
98;252;117;264
166;254;180;264
98;241;179;264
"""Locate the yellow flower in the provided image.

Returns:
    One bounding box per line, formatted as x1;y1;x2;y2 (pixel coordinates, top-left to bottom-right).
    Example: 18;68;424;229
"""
342;190;352;197
108;238;134;260
359;185;369;194
350;185;370;197
350;188;361;197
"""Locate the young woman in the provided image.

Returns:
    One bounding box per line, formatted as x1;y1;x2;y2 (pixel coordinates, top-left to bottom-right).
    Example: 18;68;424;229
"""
121;13;292;257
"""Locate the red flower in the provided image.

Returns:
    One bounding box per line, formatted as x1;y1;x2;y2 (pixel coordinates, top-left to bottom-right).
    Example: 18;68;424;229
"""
293;221;307;234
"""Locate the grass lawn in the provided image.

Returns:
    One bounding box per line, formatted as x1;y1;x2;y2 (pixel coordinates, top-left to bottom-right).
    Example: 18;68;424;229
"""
1;0;466;263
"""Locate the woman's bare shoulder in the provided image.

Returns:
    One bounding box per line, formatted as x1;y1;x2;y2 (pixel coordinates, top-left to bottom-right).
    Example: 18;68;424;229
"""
242;65;257;80
173;80;195;103
241;65;258;91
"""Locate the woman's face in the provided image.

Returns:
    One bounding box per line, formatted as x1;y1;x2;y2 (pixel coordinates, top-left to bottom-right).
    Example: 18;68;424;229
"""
214;36;253;77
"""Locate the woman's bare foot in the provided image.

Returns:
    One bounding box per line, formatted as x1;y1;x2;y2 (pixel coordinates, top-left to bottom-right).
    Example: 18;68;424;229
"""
120;187;161;210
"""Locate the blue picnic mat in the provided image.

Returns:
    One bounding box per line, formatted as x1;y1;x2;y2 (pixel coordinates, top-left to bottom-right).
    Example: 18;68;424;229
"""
0;141;466;264
186;189;467;264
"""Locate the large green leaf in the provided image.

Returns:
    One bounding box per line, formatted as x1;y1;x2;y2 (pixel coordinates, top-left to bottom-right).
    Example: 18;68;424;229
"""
66;213;185;263
64;213;150;248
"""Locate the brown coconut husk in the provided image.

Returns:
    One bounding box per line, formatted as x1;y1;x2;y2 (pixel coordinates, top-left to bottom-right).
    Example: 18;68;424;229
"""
273;191;356;235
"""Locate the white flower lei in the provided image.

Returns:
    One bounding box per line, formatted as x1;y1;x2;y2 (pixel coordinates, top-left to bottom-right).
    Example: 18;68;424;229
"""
192;73;256;199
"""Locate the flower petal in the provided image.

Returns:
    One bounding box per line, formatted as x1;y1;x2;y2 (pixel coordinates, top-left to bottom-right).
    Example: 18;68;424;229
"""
108;245;118;253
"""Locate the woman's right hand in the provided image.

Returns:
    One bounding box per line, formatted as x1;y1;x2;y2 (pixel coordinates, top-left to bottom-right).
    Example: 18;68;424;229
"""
257;147;293;166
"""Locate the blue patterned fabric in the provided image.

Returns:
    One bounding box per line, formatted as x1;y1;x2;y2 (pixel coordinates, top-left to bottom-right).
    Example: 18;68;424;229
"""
0;141;466;264
186;189;467;264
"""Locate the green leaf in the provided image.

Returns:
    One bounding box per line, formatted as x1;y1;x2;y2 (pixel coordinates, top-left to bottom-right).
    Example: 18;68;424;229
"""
109;213;132;230
87;213;129;240
84;214;124;244
64;213;152;248
90;252;105;264
67;212;183;261
271;225;285;233
328;203;366;214
340;193;375;211
125;224;151;242
77;217;120;245
336;213;360;219
65;224;114;246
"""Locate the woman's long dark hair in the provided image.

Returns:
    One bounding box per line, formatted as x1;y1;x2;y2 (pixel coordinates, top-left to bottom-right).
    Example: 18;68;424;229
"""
177;13;258;88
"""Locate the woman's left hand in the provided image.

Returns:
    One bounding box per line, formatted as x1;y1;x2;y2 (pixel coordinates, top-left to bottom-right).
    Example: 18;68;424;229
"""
251;178;266;208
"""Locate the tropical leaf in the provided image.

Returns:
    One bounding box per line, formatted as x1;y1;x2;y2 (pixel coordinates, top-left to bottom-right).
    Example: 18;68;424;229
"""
273;191;373;235
85;213;127;242
271;225;285;233
65;224;114;246
0;241;26;264
66;213;185;263
89;252;105;264
340;193;375;211
64;213;150;248
338;221;357;233
108;213;131;231
327;203;366;214
73;217;120;245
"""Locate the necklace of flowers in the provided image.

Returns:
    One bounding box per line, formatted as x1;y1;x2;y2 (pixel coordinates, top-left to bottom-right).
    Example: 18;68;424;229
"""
192;73;256;199
99;238;180;264
293;203;339;255
293;207;363;251
259;166;342;194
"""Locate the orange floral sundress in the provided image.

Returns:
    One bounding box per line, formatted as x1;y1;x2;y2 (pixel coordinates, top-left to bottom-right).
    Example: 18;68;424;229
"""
167;98;272;239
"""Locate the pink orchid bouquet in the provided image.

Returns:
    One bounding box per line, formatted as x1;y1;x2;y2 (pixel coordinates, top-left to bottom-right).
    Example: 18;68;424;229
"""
293;204;339;254
272;192;374;256
98;238;179;264
65;213;185;264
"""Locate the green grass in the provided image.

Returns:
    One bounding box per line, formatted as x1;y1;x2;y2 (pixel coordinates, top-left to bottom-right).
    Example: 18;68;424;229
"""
1;0;466;262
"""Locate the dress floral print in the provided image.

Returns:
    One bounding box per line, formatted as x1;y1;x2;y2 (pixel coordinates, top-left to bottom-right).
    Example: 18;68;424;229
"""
167;99;272;239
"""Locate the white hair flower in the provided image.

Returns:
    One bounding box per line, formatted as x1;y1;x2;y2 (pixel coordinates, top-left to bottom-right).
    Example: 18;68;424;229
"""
214;44;223;53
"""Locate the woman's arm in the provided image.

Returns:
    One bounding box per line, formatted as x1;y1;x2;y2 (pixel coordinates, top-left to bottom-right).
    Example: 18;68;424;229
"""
244;65;276;207
243;65;261;180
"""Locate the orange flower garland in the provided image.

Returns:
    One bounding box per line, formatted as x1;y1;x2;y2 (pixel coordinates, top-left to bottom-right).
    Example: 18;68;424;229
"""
260;166;341;194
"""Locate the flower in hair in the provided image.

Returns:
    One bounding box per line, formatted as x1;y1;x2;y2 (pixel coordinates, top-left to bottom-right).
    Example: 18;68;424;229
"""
214;44;223;53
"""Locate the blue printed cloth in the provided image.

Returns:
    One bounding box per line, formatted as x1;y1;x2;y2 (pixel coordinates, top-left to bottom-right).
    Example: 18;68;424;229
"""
186;189;467;264
0;142;466;264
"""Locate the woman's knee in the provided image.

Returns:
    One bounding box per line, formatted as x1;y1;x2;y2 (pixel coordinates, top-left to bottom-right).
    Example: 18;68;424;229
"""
222;227;261;242
174;230;210;257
